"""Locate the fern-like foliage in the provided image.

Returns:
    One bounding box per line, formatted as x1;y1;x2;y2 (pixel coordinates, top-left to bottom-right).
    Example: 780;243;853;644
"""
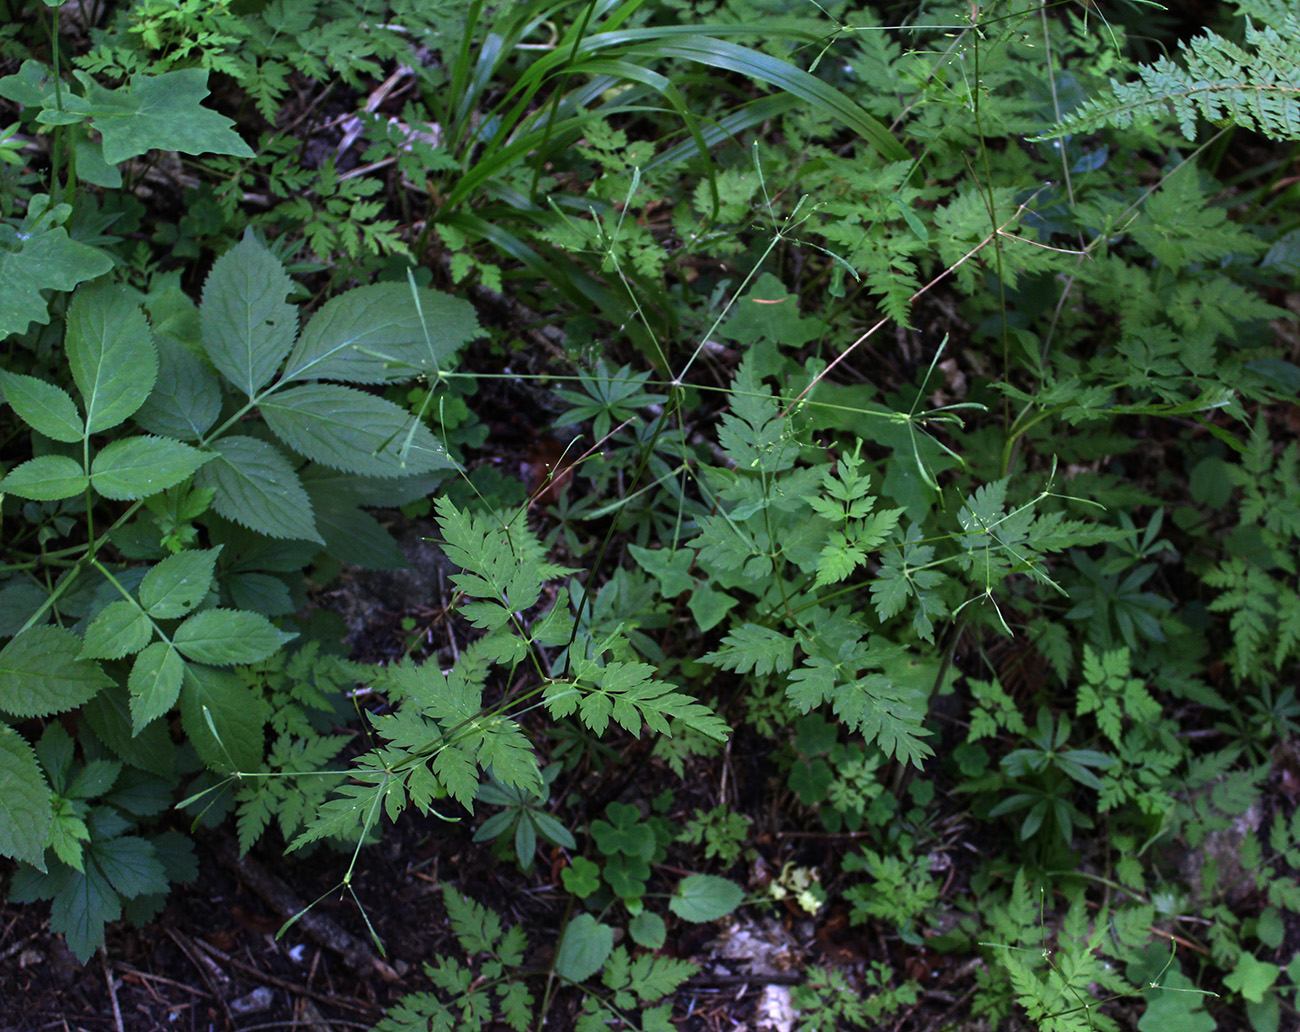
1045;9;1300;141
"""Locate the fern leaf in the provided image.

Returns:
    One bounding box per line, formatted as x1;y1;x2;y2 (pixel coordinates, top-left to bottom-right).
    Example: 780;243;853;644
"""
1043;15;1300;141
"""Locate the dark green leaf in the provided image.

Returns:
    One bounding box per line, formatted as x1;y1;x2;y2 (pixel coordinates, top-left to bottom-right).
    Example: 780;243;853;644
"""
669;874;744;922
49;858;120;962
134;337;222;441
193;436;323;543
0;627;113;718
0;193;113;339
556;914;614;983
91;835;168;899
0;722;53;870
200;231;297;397
69;68;254;163
260;383;454;477
180;664;268;772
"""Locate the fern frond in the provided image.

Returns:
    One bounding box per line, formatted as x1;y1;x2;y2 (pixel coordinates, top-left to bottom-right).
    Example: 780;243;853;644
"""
1044;16;1300;141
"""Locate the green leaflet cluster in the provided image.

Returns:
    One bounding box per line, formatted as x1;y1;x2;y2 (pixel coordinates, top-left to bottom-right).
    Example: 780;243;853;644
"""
0;231;480;957
287;494;729;853
1042;1;1300;142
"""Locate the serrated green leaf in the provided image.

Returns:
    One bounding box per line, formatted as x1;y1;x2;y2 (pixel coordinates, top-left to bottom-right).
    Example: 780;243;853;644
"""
628;911;666;949
180;664;268;772
80;601;152;659
134;336;222;441
193;435;323;543
282;282;478;384
92;835;168;899
173;609;294;666
260;383;454;477
556;914;614;983
0;455;88;500
0;371;83;442
49;858;120;963
68;67;254;163
65;281;158;433
0;722;53;871
703;623;796;675
138;547;220;618
0;626;113;718
200;231;297;396
128;641;183;732
669;874;744;922
0;194;114;339
82;684;174;777
89;436;211;500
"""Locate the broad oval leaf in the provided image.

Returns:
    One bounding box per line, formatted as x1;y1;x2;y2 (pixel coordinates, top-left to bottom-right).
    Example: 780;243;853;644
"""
259;383;454;478
283;282;479;384
0;626;113;718
555;914;614;983
0;370;83;442
172;609;295;666
65;281;159;433
89;436;212;500
0;455;88;500
628;910;667;950
138;547;221;619
669;874;744;923
193;436;323;543
200;231;297;397
0;723;54;871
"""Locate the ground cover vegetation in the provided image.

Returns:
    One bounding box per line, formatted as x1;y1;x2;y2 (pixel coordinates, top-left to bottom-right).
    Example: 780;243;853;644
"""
1;0;1299;1028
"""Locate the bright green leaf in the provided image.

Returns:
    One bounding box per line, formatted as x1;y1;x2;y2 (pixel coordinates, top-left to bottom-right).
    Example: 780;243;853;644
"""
89;436;211;500
0;455;88;500
669;874;744;923
0;371;83;442
172;609;295;666
80;601;152;660
65;281;158;433
138;547;221;619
